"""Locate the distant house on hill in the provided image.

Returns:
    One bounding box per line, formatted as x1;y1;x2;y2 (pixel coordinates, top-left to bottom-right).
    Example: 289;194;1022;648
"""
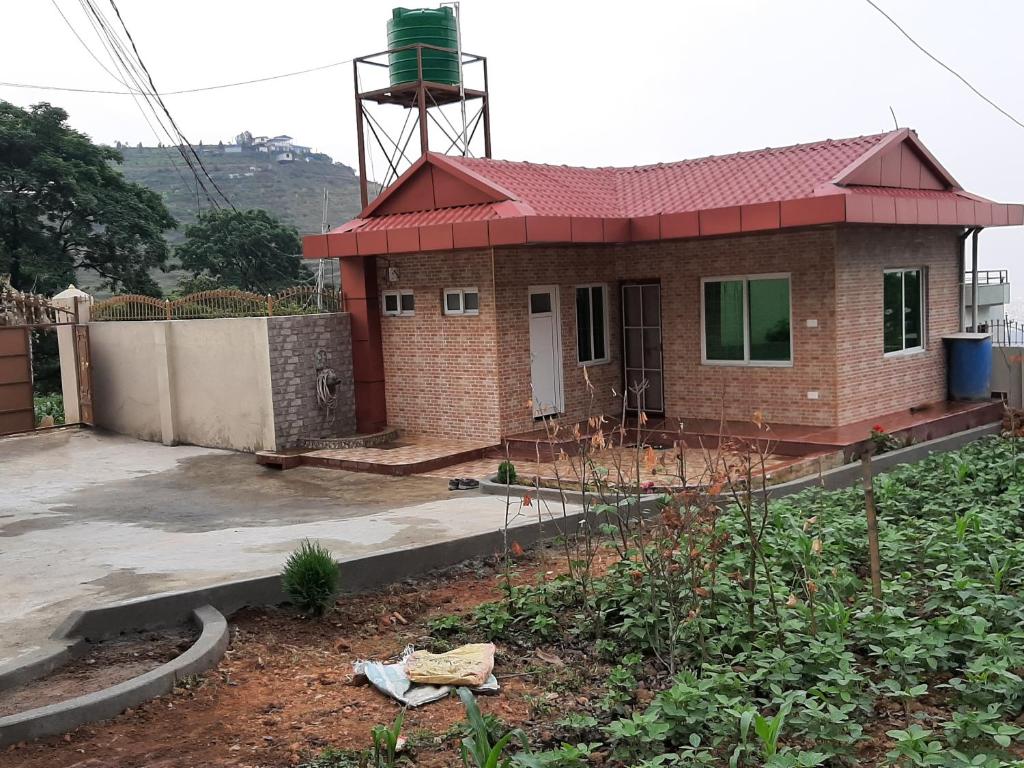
217;132;315;157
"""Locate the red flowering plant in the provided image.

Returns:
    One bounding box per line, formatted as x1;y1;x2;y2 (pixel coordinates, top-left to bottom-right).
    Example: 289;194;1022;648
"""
868;423;901;454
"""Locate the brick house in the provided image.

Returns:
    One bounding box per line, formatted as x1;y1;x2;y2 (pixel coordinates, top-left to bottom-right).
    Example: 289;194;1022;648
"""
302;129;1022;444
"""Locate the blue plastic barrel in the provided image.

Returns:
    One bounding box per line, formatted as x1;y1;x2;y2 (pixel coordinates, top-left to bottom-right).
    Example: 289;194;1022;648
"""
944;333;993;401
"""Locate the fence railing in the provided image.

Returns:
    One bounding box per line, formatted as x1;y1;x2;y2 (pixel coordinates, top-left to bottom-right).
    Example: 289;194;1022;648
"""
976;317;1024;346
91;286;344;322
0;287;78;326
964;269;1009;285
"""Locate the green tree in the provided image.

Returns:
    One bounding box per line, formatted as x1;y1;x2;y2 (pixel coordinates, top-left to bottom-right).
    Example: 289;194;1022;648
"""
175;208;307;294
0;101;175;295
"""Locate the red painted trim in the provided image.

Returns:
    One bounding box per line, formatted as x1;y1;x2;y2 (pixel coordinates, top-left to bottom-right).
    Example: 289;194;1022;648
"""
302;233;328;259
386;227;420;254
1010;206;1024;225
894;197;917;224
356;229;388;256
488;217;527;245
357;154;429;218
844;195;873;223
571;216;605;242
452;220;490;249
699;206;742;236
955;198;976;226
419;223;455;251
526;216;572;242
780;195;846;227
327;231;358;258
916;198;939;225
602;218;630;243
973;201;993;227
740;202;780;232
660;211;699;239
629;214;660;241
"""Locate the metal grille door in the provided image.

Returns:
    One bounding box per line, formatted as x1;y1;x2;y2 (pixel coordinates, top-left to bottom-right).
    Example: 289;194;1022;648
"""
621;284;664;413
0;327;34;435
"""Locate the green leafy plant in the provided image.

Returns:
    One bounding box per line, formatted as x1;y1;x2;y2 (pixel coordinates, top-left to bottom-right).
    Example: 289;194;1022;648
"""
370;709;406;767
281;539;340;617
497;460;518;485
458;687;527;768
33;394;64;426
869;424;901;454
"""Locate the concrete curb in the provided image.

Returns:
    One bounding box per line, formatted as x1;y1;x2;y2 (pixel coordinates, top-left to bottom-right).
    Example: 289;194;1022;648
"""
0;605;227;748
0;420;1000;744
0;639;83;693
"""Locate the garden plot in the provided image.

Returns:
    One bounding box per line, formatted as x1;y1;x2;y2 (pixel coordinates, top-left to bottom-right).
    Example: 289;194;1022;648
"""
8;436;1024;767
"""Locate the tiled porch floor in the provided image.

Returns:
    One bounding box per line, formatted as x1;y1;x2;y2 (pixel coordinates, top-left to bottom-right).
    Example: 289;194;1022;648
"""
296;437;496;475
425;445;836;489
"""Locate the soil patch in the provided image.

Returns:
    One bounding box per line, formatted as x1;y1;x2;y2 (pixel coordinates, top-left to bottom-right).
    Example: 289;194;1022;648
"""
3;552;567;768
0;627;199;718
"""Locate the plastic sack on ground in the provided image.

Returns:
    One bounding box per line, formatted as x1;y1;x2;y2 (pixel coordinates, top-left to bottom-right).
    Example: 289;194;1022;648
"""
405;642;496;686
354;645;499;707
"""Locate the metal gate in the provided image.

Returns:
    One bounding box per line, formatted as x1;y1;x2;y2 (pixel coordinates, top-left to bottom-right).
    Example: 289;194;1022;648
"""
0;326;34;436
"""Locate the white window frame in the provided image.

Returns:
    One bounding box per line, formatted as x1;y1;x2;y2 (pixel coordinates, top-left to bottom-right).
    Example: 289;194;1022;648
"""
700;272;793;367
442;287;480;316
575;283;610;366
883;267;927;357
382;289;415;317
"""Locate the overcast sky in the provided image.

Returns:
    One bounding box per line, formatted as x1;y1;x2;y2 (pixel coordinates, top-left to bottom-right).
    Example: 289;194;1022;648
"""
3;0;1022;291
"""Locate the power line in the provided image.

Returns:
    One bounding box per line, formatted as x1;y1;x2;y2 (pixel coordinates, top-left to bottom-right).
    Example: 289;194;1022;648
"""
49;0;132;89
0;56;355;97
864;0;1024;131
105;0;232;208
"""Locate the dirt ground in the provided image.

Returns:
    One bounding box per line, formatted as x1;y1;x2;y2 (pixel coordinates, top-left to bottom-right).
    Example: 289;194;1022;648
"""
4;552;571;768
0;628;198;718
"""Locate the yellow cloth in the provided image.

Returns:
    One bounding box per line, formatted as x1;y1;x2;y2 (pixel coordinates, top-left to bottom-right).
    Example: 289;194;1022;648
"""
405;643;496;686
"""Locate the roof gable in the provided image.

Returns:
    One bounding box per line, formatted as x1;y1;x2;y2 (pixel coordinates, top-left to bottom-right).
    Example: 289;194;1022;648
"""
831;128;959;191
361;154;515;218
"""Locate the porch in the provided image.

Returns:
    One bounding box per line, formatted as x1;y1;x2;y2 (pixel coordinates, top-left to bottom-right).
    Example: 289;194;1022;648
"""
257;398;1001;482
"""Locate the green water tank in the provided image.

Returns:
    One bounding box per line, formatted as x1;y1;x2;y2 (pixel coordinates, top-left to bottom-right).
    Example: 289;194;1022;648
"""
387;7;460;87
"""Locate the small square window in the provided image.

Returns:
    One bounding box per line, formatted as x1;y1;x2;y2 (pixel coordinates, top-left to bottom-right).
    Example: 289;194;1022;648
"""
443;288;480;316
530;292;552;315
382;290;415;316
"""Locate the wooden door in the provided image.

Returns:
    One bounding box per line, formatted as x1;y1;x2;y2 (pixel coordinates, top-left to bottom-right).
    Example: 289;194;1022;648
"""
75;325;94;425
0;327;34;435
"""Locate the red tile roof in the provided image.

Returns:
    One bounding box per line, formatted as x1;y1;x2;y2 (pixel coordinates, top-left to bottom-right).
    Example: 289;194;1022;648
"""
305;128;1022;258
448;133;893;217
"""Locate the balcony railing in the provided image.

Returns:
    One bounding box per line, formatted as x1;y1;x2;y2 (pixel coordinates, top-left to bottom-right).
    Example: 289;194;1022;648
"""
975;318;1024;346
964;269;1008;285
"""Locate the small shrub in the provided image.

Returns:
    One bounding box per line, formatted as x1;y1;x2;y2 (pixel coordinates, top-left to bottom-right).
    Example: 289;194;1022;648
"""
868;424;900;454
497;460;518;485
281;539;339;617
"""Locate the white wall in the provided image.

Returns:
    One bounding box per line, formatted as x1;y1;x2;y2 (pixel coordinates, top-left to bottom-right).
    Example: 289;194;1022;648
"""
89;322;164;442
87;317;277;452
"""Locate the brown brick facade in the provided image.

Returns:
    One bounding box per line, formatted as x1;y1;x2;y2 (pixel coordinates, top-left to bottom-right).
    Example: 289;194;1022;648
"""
834;226;959;424
372;225;960;440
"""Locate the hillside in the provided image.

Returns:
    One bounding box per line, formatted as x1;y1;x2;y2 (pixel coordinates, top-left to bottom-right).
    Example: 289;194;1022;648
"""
85;145;362;294
117;146;364;241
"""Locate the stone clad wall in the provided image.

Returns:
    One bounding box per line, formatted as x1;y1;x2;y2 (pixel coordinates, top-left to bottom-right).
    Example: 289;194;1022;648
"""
267;313;355;449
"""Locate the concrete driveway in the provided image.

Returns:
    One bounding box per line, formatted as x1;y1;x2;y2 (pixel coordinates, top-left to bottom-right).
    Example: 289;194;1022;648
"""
0;429;535;666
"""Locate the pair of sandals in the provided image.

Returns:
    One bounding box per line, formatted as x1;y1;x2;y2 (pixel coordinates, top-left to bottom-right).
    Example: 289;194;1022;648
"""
448;477;480;491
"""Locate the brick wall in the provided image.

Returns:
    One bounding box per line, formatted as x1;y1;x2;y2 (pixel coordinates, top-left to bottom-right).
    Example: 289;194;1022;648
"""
494;228;839;431
366;225;960;439
834;226;959;424
375;251;502;442
267;313;355;449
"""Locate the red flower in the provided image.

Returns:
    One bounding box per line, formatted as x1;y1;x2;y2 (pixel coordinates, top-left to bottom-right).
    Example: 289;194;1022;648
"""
871;424;885;433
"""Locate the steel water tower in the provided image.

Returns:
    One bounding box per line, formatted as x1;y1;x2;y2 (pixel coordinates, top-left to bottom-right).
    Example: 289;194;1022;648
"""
353;5;492;208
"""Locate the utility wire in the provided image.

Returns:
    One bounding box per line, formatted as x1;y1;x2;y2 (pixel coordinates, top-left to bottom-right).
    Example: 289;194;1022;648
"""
49;0;132;88
103;0;234;209
0;57;355;97
79;0;221;208
864;0;1024;131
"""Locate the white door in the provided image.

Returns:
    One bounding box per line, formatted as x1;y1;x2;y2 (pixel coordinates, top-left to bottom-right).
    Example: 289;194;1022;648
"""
528;286;564;417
